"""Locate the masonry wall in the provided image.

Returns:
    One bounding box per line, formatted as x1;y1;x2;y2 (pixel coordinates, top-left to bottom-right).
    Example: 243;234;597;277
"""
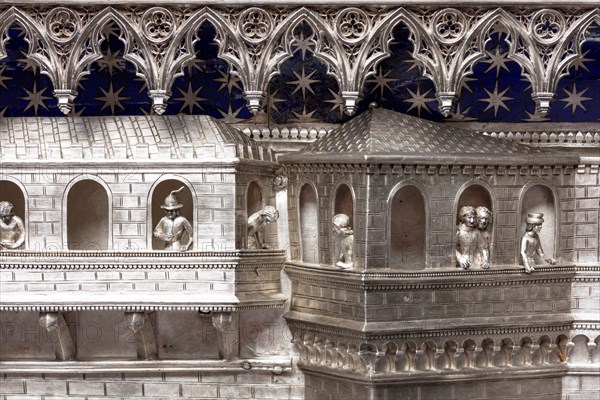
305;374;568;400
285;165;598;270
286;170;368;268
0;370;304;399
1;164;244;252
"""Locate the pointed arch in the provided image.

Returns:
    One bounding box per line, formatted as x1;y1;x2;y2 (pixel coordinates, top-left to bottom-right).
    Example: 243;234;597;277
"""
356;8;443;100
259;8;341;98
161;8;250;98
546;9;600;97
64;7;156;97
0;7;61;88
450;8;541;110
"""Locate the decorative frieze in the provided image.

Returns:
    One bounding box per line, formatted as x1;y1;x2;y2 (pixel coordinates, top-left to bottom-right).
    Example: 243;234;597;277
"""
0;6;598;116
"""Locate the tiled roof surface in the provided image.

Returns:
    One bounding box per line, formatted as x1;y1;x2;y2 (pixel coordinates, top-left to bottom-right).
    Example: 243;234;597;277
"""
303;107;544;155
0;115;271;161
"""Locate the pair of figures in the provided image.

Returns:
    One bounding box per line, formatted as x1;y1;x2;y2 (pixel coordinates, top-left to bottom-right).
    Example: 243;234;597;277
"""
455;206;491;270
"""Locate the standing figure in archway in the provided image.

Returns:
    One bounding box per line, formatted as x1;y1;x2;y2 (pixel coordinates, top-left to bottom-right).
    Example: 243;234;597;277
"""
520;213;556;273
153;187;193;251
0;201;25;250
456;206;489;270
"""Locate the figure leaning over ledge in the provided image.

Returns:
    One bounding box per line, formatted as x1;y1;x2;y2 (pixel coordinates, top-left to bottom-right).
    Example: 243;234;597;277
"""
247;206;279;249
520;213;556;274
333;213;354;270
153;187;193;251
456;206;490;270
0;201;25;250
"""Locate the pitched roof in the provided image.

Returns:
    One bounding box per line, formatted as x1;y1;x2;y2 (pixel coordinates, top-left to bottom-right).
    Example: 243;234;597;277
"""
0;115;273;162
280;107;579;166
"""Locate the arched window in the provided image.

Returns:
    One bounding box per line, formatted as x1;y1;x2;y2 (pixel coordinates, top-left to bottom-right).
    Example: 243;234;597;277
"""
67;180;110;250
519;184;556;260
390;185;426;269
456;185;492;215
247;181;263;218
0;180;26;249
151;179;194;251
455;184;494;261
299;183;319;264
332;183;354;267
334;184;353;225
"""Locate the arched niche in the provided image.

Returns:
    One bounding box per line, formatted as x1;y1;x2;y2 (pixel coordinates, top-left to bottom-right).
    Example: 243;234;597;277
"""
389;184;426;269
334;183;354;226
247;181;264;218
332;183;355;267
456;184;493;218
455;183;494;257
0;179;27;249
151;179;194;251
519;184;557;262
66;179;110;250
299;183;319;264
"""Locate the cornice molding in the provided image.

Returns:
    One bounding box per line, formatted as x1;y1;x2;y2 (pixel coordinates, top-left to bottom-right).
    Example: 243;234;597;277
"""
0;357;292;374
0;6;598;116
284;263;600;291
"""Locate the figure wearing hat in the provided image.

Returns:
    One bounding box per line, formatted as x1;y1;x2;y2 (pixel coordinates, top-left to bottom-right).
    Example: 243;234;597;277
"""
153;187;193;251
520;213;556;273
0;201;25;250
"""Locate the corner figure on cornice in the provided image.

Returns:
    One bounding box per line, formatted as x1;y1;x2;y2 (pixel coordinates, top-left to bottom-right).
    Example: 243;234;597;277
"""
520;213;556;274
0;201;25;250
333;213;354;270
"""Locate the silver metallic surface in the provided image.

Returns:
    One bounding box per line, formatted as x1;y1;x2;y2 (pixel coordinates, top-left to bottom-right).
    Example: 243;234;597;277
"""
0;5;598;116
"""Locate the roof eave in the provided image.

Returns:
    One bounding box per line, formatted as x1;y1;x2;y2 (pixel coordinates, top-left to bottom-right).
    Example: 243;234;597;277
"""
278;152;581;166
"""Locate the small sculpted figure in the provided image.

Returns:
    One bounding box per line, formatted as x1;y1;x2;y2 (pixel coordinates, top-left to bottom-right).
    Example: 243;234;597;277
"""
0;201;25;250
456;206;490;270
332;213;354;270
476;206;492;247
247;206;279;249
520;213;556;273
153;187;193;251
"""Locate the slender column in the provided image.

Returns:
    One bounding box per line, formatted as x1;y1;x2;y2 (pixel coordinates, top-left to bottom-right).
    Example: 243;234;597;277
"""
124;312;158;360
39;312;76;361
212;312;239;360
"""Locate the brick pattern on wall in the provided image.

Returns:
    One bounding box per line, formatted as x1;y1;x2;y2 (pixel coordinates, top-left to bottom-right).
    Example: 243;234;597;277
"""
0;370;303;399
288;168;599;269
7;168;243;252
305;373;568;400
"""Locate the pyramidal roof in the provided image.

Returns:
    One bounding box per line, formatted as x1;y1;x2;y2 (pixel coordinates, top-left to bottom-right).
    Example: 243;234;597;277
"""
280;107;579;166
0;115;272;162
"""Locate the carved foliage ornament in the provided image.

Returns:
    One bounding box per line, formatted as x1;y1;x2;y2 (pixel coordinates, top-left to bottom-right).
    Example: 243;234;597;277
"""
0;6;598;116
